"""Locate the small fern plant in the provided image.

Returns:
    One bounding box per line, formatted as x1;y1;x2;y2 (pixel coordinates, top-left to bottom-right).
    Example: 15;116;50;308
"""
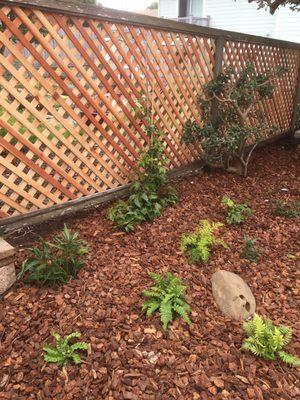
222;196;252;225
142;272;191;330
180;220;227;263
274;200;300;218
242;314;300;367
44;332;88;367
242;235;262;262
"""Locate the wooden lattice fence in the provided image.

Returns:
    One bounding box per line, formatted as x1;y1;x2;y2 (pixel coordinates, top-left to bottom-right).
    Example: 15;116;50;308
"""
0;0;299;225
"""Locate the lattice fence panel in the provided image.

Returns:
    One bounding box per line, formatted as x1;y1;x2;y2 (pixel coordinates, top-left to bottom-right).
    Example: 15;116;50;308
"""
0;2;299;220
0;4;216;217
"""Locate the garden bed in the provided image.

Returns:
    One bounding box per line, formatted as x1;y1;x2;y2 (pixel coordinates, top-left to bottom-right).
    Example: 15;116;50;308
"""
0;144;299;400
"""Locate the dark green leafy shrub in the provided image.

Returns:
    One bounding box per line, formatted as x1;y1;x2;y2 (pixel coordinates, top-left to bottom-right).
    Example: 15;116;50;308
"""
44;332;88;367
242;235;262;262
17;224;88;285
242;314;300;367
182;63;286;177
142;272;191;330
274;200;300;218
180;220;227;263
109;101;178;232
222;196;252;225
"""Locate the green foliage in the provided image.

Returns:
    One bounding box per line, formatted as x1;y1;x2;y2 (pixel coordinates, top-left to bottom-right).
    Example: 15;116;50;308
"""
148;1;158;9
242;314;300;367
182;62;286;176
109;100;178;232
180;220;227;263
222;196;252;225
142;272;191;330
17;225;88;286
274;200;300;218
44;332;88;367
72;0;97;4
242;235;262;262
249;0;300;14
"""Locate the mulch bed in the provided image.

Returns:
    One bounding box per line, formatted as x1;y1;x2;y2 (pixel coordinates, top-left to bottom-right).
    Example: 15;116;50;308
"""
0;144;299;400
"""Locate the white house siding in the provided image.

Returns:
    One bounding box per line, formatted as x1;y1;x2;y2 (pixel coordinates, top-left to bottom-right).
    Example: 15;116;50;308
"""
274;8;300;43
205;0;276;38
158;0;178;19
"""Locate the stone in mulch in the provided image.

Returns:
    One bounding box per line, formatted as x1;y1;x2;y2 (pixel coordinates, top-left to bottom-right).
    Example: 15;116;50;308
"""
211;270;256;320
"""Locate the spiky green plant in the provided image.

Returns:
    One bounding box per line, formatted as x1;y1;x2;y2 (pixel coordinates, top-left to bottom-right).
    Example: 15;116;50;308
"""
44;332;88;367
242;235;262;262
142;272;191;330
17;224;88;285
180;220;227;263
241;314;300;367
222;196;252;225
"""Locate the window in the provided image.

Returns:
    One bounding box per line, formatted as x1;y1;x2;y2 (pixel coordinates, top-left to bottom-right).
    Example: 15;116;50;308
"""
178;0;189;18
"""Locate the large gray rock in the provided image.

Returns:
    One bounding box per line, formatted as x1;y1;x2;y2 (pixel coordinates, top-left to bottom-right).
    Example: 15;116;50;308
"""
211;270;255;320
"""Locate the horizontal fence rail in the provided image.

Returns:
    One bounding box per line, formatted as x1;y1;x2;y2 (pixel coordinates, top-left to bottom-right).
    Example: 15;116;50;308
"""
0;0;299;222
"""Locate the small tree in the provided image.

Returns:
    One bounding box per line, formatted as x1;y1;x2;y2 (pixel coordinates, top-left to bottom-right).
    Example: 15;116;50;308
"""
182;63;286;177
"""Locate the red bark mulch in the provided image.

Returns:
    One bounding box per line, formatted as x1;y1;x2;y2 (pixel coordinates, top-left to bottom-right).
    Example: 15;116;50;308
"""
0;144;299;400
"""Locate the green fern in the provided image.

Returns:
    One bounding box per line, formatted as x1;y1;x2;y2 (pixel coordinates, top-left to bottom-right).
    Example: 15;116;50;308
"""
180;219;227;263
222;196;252;225
242;314;300;367
142;272;191;330
44;332;88;367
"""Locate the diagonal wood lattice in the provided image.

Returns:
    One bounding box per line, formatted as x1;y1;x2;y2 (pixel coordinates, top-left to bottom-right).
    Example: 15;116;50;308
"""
0;1;299;219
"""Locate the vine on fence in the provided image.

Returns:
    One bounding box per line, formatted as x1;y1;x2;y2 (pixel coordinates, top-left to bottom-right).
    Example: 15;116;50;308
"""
108;97;178;232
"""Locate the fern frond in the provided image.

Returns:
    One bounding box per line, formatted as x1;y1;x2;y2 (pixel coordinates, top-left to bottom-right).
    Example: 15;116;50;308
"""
70;342;89;352
278;351;300;367
65;331;81;343
173;304;191;325
278;326;292;345
160;300;173;331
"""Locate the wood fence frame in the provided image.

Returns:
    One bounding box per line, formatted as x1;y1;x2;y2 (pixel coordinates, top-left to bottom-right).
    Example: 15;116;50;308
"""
0;0;299;234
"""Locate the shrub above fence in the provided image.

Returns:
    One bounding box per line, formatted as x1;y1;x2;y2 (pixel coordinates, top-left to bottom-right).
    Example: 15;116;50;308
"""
0;0;299;223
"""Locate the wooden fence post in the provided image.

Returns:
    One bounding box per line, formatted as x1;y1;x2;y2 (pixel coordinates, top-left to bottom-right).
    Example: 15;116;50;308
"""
214;36;225;77
211;36;225;116
290;65;300;133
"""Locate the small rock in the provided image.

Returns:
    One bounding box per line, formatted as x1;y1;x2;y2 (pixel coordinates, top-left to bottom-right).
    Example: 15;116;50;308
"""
144;327;156;334
294;129;300;139
213;378;224;389
0;263;16;295
211;270;255;320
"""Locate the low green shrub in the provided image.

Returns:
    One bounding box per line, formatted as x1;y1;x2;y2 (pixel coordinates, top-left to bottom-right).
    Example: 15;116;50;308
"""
17;224;88;285
44;332;88;367
108;102;178;232
242;235;262;262
242;314;300;367
274;200;300;218
222;196;252;225
142;272;191;330
180;219;227;263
